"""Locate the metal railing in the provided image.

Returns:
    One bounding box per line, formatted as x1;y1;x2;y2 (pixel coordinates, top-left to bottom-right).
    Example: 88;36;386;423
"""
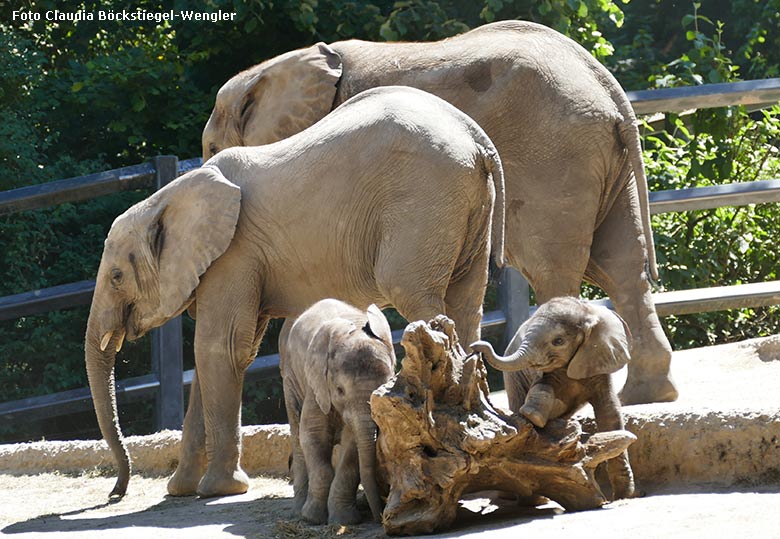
2;78;780;433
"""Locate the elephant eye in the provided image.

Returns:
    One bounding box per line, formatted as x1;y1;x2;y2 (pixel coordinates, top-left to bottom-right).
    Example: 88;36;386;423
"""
208;143;218;157
336;386;346;397
110;268;123;285
552;337;565;346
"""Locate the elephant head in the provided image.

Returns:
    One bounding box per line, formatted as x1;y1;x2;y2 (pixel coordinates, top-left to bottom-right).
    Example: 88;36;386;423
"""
304;304;395;522
85;167;241;497
471;297;631;379
202;43;342;161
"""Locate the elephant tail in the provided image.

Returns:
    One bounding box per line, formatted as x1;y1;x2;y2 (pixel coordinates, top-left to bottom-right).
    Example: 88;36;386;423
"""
619;116;658;282
479;143;506;269
610;84;658;282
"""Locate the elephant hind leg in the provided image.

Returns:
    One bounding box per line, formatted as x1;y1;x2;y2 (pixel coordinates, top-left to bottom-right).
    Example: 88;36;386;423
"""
586;183;678;405
375;261;448;328
443;242;491;348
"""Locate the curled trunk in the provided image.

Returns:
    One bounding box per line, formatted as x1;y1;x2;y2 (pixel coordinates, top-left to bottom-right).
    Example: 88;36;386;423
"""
85;319;131;497
355;416;384;522
470;339;531;372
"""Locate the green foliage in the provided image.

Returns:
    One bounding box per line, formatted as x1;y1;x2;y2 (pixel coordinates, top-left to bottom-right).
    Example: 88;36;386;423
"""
633;3;780;347
644;105;780;347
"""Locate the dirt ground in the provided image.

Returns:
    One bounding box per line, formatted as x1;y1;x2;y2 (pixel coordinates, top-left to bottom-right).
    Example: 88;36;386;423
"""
2;335;779;538
2;472;780;539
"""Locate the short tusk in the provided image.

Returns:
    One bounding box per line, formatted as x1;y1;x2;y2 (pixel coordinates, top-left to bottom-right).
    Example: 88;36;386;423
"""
115;329;126;353
100;331;114;352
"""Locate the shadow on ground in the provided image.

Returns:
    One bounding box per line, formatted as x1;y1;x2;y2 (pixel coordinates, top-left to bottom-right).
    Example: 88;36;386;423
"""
3;493;296;538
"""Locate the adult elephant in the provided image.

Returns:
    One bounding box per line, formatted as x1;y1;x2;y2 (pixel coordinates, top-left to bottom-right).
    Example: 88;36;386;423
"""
201;19;677;406
85;86;503;499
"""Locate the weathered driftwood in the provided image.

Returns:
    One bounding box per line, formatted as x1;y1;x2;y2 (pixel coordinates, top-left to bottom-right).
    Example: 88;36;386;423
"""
371;316;636;535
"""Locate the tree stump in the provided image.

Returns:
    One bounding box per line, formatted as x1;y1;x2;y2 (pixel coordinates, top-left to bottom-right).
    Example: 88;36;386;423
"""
371;316;636;535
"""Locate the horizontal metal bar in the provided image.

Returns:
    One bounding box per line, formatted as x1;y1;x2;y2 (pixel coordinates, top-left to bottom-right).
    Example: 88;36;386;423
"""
3;274;779;425
0;312;506;424
649;179;780;214
0;158;202;217
0;280;95;321
584;281;780;317
653;280;780;317
0;373;159;423
0;163;156;216
178;157;203;174
628;78;780;115
389;309;505;344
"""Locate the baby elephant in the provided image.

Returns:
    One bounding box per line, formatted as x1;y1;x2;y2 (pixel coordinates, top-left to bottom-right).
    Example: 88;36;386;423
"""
279;299;396;524
471;296;635;499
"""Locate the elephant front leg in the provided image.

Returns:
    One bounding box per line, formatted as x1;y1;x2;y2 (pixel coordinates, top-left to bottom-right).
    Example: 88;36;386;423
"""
327;429;362;524
283;387;308;512
519;382;556;428
592;380;635;500
191;274;265;497
299;399;334;524
167;370;208;496
195;353;249;498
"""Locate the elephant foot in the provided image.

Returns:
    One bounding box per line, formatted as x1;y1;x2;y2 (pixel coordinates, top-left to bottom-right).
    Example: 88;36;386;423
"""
610;479;636;501
301;498;328;524
167;468;202;497
328;504;362;525
619;373;678;405
519;406;548;429
196;467;250;498
292;492;307;512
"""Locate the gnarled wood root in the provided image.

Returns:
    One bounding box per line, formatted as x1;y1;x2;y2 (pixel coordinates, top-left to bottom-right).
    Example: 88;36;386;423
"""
371;316;636;536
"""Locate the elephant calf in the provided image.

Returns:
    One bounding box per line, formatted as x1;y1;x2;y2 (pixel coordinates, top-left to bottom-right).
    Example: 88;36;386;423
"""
279;299;396;524
471;296;635;499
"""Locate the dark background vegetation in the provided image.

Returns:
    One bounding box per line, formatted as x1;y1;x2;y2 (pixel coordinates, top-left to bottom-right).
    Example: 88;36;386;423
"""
1;0;779;442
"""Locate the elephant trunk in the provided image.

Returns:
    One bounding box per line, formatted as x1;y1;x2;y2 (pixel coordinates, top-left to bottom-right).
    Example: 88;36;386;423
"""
470;339;532;372
85;311;131;498
355;415;384;522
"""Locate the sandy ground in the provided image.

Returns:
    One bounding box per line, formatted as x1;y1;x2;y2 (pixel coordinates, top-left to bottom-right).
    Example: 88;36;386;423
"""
2;335;779;538
2;472;780;539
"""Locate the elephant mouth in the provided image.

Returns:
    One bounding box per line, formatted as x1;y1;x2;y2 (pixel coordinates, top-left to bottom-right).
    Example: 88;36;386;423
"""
123;303;142;340
99;304;144;352
529;358;564;372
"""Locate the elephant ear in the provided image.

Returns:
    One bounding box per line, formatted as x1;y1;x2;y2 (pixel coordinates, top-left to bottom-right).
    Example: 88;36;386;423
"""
364;304;392;344
240;42;342;145
567;306;631;380
305;318;356;415
151;166;241;323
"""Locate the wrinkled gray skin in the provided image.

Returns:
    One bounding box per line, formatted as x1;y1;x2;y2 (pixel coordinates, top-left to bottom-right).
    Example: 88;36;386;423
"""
85;86;503;499
201;19;677;407
279;299;395;524
471;297;635;499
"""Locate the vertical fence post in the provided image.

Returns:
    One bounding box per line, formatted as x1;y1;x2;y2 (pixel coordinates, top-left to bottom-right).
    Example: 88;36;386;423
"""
497;267;530;348
152;155;184;431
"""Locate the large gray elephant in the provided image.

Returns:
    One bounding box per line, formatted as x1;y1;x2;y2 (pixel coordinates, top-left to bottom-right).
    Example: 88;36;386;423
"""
471;296;635;499
201;19;677;406
279;299;395;524
85;86;503;498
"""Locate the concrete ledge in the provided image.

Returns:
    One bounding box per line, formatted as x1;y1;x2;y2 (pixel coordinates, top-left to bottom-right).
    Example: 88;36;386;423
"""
620;408;780;486
1;336;778;490
620;334;780;486
0;424;290;476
